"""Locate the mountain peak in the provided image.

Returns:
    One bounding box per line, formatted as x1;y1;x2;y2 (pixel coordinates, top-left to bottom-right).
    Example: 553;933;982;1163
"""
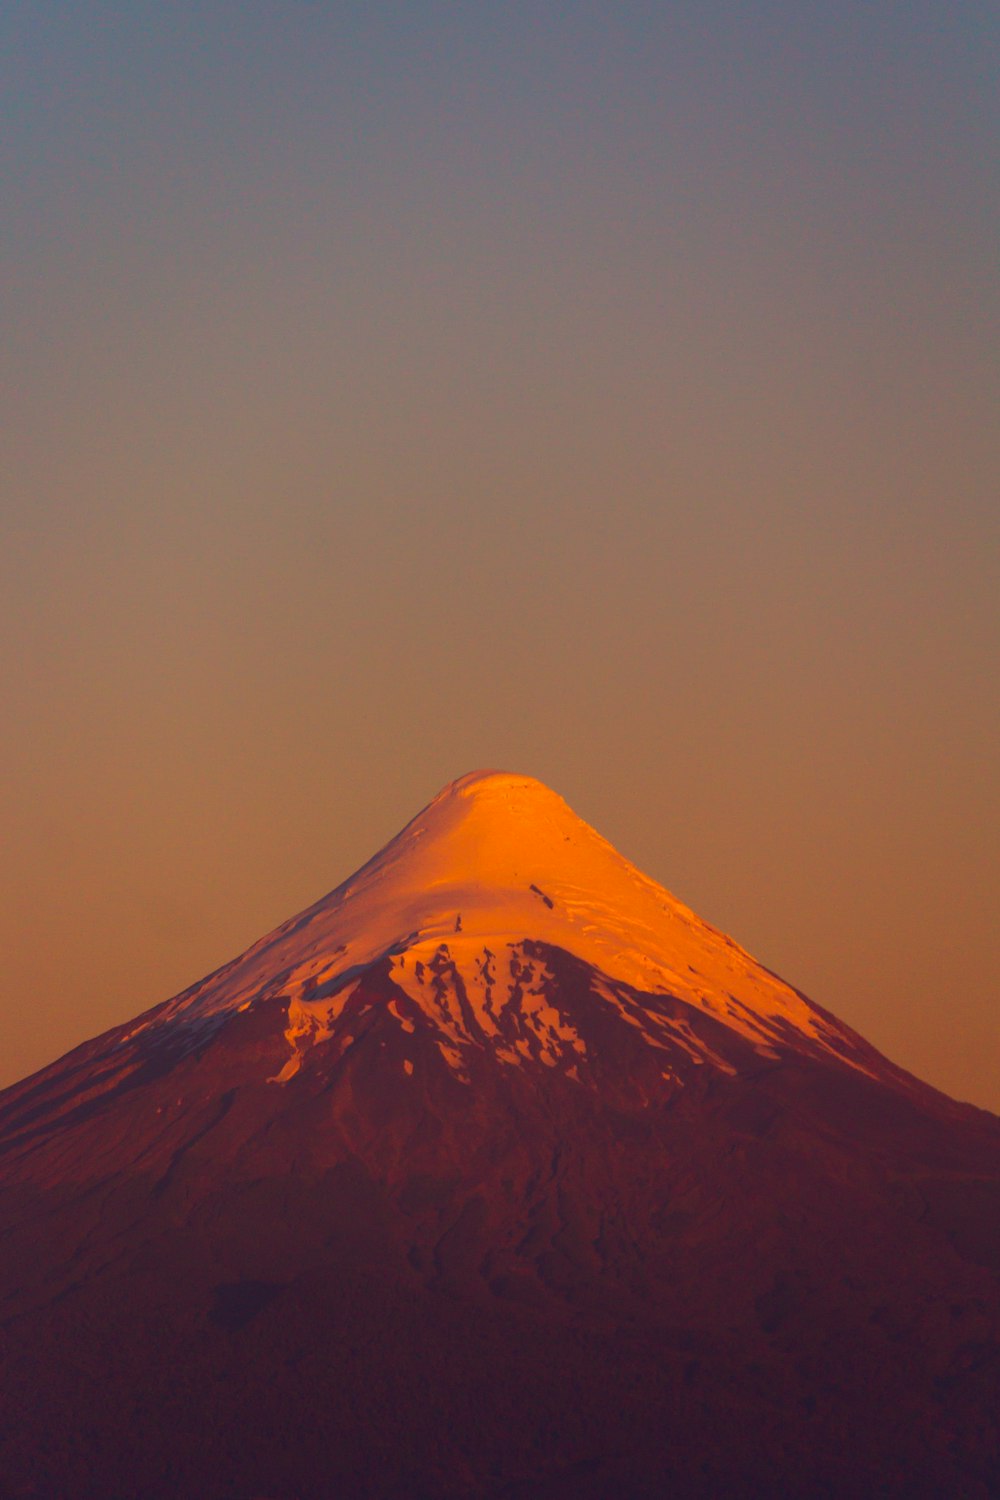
407;774;581;846
384;768;602;884
435;768;550;798
133;771;880;1089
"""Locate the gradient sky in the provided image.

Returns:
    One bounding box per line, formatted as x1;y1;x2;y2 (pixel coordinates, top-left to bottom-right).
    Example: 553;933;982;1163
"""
2;3;997;1109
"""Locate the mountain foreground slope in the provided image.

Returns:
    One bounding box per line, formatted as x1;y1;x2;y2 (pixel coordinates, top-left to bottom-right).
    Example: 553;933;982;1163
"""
0;771;998;1498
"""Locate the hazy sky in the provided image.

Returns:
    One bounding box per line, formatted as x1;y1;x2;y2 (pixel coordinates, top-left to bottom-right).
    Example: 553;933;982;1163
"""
2;3;997;1109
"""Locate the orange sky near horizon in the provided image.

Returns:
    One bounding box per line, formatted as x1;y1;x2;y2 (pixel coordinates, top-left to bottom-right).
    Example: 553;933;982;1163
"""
1;4;997;1109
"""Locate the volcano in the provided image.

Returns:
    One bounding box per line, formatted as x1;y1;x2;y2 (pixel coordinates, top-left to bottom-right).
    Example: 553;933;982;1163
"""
1;771;998;1498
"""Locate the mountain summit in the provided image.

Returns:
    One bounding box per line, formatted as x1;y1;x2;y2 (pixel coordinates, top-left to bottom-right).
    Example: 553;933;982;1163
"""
118;770;901;1095
1;775;998;1499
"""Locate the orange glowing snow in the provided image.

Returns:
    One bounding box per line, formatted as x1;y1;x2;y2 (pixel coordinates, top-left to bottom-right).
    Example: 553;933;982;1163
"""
141;771;864;1080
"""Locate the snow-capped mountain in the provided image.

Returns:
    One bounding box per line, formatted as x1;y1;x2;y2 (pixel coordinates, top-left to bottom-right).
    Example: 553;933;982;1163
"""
0;773;997;1499
7;771;924;1130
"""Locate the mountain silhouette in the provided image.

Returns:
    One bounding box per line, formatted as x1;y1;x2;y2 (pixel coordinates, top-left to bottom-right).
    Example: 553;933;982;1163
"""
1;772;997;1498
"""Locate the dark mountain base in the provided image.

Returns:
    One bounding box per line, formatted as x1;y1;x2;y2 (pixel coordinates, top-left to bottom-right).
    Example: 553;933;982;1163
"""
1;1266;995;1500
1;1027;998;1499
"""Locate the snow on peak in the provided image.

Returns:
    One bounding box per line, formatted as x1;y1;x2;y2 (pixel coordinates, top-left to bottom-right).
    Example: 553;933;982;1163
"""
142;772;865;1082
